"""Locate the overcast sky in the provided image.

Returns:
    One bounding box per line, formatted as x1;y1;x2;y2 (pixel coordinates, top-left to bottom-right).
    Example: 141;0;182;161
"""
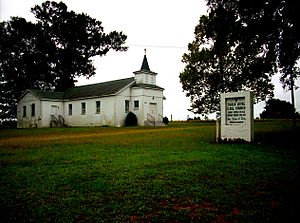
1;0;299;120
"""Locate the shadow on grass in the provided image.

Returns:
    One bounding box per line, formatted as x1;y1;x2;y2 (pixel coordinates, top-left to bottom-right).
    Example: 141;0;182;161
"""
254;120;300;149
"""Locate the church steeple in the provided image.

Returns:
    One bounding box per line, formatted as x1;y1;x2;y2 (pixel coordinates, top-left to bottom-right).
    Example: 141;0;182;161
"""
134;49;157;85
141;49;150;71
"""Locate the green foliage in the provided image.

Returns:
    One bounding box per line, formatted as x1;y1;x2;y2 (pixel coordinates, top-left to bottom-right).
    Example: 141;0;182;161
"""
0;1;127;119
0;119;17;129
180;0;300;115
125;111;138;126
260;98;296;119
0;122;299;222
0;17;54;119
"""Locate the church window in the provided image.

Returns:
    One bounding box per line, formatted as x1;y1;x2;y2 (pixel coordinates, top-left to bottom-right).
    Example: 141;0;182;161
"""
134;100;139;110
96;101;101;113
125;100;130;113
31;104;35;117
81;102;86;115
68;104;72;116
23;106;26;117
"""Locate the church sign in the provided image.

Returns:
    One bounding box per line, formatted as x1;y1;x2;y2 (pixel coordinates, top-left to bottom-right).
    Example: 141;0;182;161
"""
220;91;254;142
226;97;246;125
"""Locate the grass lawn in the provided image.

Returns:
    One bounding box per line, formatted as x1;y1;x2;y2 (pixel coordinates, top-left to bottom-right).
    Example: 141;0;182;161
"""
0;121;299;222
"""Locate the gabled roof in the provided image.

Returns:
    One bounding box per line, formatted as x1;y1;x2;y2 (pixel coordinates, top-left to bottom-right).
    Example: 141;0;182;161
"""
20;77;136;101
30;89;65;100
64;77;135;99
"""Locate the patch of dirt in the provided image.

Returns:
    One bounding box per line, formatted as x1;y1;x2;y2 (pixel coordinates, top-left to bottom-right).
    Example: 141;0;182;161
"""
129;199;241;223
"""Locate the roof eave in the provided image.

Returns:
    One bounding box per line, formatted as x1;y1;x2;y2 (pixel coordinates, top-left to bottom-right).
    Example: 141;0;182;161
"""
132;85;164;91
133;70;157;75
65;94;117;101
40;98;64;102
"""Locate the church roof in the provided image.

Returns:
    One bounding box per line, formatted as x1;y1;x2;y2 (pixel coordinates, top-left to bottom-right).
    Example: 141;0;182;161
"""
132;83;164;90
20;50;163;102
64;77;135;99
23;77;135;101
30;89;65;100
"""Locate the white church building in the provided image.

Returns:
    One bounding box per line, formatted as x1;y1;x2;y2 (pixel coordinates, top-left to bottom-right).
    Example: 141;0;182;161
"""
17;51;165;128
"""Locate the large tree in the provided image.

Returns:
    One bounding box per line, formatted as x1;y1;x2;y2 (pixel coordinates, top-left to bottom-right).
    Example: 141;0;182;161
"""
180;0;300;115
260;98;296;119
0;17;55;120
0;1;127;120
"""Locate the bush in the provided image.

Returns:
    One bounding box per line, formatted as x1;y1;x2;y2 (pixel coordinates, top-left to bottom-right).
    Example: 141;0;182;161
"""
125;112;138;126
163;116;169;125
0;119;17;129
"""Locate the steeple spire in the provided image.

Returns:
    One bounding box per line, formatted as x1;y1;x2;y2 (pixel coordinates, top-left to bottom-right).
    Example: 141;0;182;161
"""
141;48;150;71
134;49;157;84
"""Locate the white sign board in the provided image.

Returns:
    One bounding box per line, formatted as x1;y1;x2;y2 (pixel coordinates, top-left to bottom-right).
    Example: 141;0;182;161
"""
220;91;253;142
226;97;246;125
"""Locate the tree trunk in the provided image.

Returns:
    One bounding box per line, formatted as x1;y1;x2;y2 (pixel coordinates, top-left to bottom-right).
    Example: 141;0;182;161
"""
290;73;296;127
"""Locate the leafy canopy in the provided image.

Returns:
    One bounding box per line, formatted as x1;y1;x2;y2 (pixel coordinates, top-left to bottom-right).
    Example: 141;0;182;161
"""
260;98;296;119
180;0;300;115
0;1;127;120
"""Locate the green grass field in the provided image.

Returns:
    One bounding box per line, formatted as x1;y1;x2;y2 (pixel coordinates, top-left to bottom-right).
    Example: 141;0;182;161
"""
1;121;299;222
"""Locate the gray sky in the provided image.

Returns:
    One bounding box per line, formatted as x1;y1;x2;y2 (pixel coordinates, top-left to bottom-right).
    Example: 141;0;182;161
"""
1;0;299;120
